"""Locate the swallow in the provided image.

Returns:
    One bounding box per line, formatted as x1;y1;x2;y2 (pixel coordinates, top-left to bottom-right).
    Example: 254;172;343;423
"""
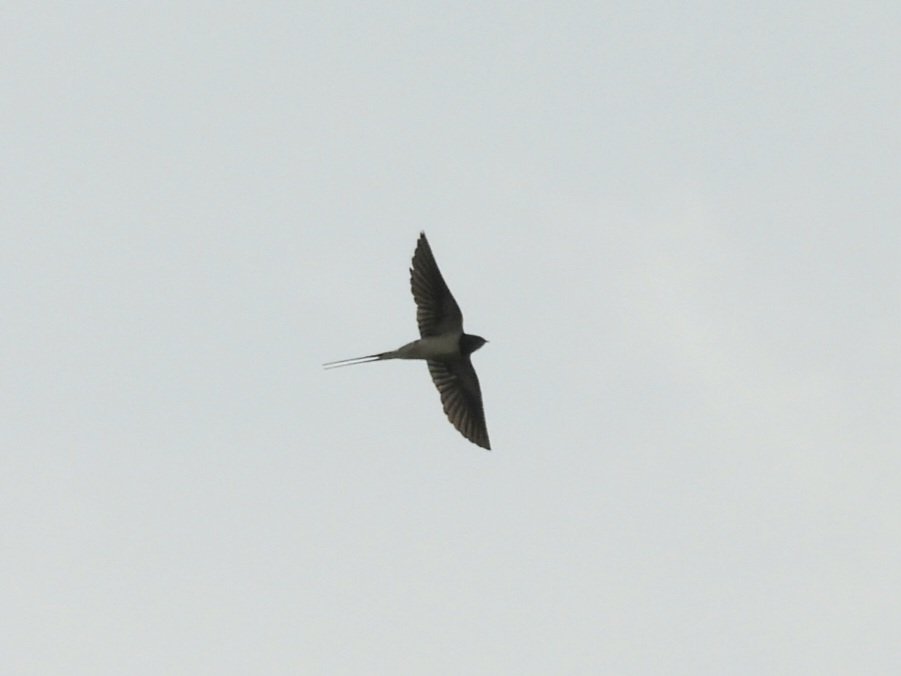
324;232;491;450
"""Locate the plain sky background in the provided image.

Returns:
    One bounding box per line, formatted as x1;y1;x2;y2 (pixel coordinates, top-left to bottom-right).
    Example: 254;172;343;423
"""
3;2;900;674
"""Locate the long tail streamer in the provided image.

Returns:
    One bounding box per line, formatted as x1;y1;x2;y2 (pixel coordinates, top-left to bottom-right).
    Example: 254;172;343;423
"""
322;352;388;369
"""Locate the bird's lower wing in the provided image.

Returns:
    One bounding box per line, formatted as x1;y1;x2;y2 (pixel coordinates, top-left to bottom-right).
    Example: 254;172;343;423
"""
427;358;490;450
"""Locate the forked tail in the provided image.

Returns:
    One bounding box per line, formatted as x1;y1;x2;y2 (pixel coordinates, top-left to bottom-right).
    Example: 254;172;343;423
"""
322;351;394;369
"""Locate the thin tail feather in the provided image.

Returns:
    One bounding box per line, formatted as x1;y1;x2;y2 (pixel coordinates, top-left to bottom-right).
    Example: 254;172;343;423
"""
322;351;392;369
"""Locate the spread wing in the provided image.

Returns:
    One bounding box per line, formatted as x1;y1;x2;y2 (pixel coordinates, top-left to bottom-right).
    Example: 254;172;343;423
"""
410;232;463;337
427;358;490;450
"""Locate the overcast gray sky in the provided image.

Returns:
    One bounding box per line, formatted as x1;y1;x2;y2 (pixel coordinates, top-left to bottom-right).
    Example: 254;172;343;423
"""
3;3;900;674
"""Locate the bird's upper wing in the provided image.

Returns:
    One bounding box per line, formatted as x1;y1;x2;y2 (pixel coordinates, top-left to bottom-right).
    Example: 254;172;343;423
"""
427;358;490;450
410;233;463;337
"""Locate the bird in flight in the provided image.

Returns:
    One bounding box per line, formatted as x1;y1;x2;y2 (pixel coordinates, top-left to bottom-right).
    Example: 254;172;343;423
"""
324;233;491;450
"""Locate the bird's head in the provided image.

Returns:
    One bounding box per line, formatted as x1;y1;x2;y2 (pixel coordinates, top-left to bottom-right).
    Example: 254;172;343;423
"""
460;334;488;356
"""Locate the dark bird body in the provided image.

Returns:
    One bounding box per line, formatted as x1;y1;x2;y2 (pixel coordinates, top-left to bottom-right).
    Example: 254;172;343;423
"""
324;233;491;450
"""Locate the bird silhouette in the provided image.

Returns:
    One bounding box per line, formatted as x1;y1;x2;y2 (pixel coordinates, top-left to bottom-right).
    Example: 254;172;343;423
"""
324;233;490;450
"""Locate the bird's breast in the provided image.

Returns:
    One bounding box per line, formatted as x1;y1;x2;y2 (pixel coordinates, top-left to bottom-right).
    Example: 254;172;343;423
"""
396;333;461;360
